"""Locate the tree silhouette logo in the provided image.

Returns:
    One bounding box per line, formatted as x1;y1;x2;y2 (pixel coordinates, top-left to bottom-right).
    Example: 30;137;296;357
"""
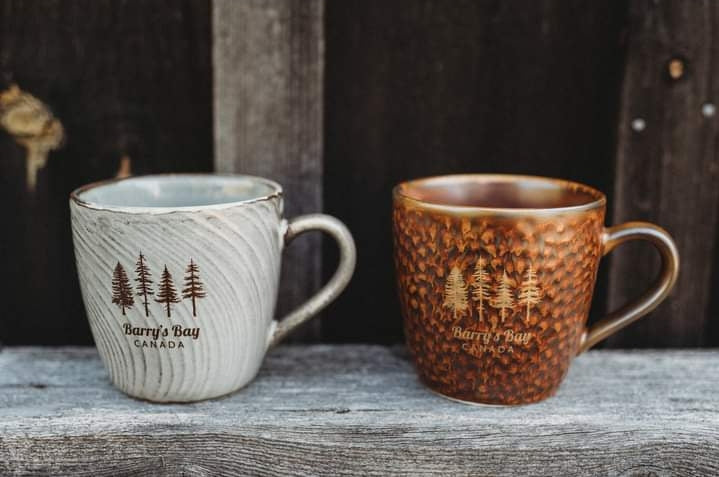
182;258;207;317
491;271;515;324
112;255;210;319
443;266;469;322
442;259;543;327
111;262;134;315
134;253;154;317
471;256;491;323
155;265;181;318
518;264;543;323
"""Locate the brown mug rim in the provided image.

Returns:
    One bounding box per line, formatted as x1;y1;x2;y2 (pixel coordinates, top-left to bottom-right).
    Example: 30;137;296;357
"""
393;173;606;215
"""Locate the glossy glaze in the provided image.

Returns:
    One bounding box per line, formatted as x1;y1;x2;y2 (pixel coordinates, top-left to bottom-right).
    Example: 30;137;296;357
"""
393;174;677;405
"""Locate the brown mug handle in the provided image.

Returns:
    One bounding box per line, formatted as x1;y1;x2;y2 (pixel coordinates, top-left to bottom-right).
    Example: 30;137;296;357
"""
578;222;679;353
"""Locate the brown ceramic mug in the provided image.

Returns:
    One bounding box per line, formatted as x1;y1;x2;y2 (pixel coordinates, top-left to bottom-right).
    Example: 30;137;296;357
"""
392;174;679;405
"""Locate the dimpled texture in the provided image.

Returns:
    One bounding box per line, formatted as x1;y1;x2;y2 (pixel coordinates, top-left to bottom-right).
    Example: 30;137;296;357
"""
393;198;605;404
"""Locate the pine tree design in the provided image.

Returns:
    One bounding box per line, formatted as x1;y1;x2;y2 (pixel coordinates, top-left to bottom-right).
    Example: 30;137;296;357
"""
155;265;181;318
134;252;154;317
471;256;491;323
182;258;207;317
443;266;469;322
518;264;542;323
491;271;515;323
111;262;134;316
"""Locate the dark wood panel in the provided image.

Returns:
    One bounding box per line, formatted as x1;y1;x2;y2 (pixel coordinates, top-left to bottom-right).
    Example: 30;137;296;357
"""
0;0;213;345
608;0;719;347
213;0;325;342
708;214;719;345
322;0;628;344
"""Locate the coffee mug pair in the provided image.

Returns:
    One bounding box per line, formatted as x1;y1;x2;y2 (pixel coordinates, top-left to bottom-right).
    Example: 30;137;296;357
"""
71;173;678;405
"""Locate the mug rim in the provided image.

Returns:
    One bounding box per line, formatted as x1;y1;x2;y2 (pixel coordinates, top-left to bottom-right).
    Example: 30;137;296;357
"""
70;173;283;214
393;173;606;215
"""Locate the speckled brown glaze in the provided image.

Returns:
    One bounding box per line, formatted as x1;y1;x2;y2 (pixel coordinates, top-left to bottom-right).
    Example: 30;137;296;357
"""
393;175;606;405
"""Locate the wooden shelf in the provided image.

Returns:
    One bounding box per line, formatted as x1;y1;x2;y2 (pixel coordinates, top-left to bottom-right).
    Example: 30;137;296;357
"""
1;346;717;475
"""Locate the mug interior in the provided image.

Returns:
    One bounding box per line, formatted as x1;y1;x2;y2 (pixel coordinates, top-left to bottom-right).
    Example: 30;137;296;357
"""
72;174;281;209
395;174;604;210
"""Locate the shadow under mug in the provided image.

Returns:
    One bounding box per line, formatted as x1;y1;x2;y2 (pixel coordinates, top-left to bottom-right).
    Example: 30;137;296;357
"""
392;174;679;405
70;174;356;402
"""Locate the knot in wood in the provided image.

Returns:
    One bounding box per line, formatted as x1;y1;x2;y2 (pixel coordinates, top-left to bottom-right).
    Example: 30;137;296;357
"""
667;58;686;80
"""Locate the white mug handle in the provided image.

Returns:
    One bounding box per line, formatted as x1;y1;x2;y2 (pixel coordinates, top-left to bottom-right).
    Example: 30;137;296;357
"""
267;213;356;348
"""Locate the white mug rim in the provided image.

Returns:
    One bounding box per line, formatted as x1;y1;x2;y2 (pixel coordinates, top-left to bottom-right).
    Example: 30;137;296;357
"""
70;173;283;215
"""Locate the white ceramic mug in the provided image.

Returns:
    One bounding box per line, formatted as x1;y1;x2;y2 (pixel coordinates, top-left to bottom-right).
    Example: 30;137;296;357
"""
70;174;356;402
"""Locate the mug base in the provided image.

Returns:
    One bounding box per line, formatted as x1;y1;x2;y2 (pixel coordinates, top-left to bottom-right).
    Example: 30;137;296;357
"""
104;354;264;404
420;376;559;406
116;382;251;404
110;367;261;403
426;387;551;407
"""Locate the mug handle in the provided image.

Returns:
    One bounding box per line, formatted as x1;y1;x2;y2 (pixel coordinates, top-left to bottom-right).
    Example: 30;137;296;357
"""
267;213;356;348
578;222;679;353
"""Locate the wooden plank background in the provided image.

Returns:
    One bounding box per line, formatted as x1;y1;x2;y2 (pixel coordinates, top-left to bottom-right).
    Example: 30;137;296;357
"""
0;0;213;345
0;0;717;347
213;0;324;341
607;0;719;348
322;0;627;343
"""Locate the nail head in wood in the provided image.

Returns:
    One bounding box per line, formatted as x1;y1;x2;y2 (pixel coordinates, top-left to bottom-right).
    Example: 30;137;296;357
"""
631;118;646;132
701;102;715;118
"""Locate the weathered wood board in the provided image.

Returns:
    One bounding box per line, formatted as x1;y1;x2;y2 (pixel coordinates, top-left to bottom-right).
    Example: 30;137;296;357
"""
1;346;717;476
609;0;719;347
213;0;325;341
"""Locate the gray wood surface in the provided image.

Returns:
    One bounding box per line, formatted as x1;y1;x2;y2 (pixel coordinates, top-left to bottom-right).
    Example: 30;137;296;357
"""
609;0;719;347
1;346;717;476
213;0;325;341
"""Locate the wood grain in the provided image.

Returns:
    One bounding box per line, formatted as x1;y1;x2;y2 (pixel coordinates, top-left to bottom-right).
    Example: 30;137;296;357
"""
322;0;628;344
213;0;325;341
1;346;717;476
608;0;719;347
0;0;213;345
